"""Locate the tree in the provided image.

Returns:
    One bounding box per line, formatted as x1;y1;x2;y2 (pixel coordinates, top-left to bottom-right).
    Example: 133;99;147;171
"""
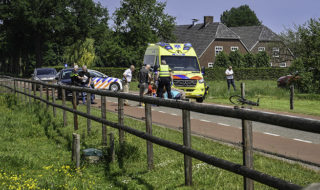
255;51;270;67
279;25;301;58
0;0;109;75
220;5;261;27
242;53;256;67
229;50;243;68
290;18;320;93
113;0;176;67
64;38;96;68
214;52;230;67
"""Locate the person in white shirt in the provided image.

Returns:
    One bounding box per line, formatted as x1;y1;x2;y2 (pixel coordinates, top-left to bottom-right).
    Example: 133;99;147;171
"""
225;66;236;91
122;65;135;106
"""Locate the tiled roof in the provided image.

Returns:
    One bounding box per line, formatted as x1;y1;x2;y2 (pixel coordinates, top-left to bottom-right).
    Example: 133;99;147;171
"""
230;25;281;50
173;22;239;57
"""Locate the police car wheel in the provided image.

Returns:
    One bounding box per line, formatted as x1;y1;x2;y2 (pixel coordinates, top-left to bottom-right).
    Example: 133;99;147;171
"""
109;82;120;91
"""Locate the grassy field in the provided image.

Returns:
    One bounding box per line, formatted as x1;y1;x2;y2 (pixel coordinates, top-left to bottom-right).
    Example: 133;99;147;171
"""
131;80;320;116
0;93;319;189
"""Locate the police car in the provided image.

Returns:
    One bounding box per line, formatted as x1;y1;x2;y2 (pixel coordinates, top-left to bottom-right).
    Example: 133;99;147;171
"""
56;68;122;99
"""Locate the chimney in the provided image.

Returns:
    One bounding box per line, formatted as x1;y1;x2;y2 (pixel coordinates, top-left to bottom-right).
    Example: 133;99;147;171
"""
204;16;213;26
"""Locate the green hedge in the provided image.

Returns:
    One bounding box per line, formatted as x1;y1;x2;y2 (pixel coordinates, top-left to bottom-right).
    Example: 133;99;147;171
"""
50;66;289;81
205;67;290;81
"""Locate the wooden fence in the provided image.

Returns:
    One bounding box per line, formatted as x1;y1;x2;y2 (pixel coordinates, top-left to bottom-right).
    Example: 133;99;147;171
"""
1;76;320;190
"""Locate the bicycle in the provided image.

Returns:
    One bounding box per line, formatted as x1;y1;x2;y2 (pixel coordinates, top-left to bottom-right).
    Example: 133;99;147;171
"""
229;95;259;106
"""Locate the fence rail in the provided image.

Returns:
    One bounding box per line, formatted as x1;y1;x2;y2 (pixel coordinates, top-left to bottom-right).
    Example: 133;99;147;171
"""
1;76;319;190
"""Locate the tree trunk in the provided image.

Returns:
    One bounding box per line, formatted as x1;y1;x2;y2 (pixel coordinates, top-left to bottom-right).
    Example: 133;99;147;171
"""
35;34;43;68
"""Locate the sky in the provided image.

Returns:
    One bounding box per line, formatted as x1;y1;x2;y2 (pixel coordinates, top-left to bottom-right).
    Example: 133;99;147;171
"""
95;0;320;34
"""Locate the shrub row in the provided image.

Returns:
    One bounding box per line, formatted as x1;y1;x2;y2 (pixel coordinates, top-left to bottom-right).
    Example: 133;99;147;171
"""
205;67;290;81
49;66;290;81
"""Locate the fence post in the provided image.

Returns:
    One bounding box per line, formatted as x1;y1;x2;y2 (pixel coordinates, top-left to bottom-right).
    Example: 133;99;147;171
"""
241;83;254;190
101;96;107;146
13;79;16;96
145;103;154;170
290;85;294;110
46;86;49;110
109;132;115;162
23;81;27;103
52;87;56;117
87;92;91;135
33;83;36;102
20;81;23;102
72;91;78;130
118;98;125;143
182;109;192;186
62;88;67;127
40;84;43;104
28;82;31;105
72;133;80;168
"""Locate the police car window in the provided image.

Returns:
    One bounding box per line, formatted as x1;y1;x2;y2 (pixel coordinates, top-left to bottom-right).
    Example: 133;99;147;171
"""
62;71;72;79
161;56;200;71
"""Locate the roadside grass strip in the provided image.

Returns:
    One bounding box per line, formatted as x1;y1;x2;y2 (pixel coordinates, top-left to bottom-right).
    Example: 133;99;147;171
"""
0;94;319;189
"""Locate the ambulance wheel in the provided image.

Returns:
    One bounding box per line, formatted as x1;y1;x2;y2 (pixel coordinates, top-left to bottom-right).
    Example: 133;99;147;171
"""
196;97;204;103
109;82;120;92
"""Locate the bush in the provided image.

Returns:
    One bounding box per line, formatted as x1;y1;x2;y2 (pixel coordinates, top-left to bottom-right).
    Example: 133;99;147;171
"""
205;67;289;81
294;72;314;93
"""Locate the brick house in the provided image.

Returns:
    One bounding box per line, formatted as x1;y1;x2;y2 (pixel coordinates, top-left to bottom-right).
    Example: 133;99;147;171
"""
173;16;294;68
230;25;294;67
173;16;248;68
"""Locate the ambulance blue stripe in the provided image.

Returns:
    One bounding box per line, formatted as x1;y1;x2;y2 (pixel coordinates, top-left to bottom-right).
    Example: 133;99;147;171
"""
96;78;102;83
108;78;113;83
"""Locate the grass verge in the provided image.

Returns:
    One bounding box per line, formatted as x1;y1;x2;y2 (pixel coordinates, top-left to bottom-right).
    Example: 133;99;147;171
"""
0;93;319;189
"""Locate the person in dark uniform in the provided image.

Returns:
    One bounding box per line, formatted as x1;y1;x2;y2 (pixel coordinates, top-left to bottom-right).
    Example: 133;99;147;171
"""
79;65;96;104
138;64;151;106
70;65;82;105
156;60;173;98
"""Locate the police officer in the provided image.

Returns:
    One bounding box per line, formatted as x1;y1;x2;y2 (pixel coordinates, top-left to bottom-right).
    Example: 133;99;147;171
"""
156;60;173;98
79;65;96;104
70;65;82;105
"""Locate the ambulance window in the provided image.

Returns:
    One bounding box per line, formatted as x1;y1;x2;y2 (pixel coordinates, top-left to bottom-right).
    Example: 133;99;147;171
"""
154;56;159;71
161;56;200;71
143;55;155;66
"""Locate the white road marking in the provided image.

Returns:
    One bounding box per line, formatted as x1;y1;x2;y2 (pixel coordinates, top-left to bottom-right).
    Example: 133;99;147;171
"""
218;123;230;126
293;138;312;143
200;119;211;123
158;111;166;113
263;132;280;137
170;113;177;116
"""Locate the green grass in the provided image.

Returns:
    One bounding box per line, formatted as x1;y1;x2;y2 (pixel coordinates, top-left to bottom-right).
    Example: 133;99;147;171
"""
131;80;320;116
0;93;319;189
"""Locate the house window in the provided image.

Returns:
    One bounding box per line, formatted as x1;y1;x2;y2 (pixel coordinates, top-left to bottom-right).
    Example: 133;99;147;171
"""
258;47;265;52
215;46;223;56
273;47;280;57
231;46;239;51
279;62;286;67
208;62;213;68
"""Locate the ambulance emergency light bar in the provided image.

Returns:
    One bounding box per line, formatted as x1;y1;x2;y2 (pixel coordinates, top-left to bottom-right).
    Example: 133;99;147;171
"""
157;42;192;51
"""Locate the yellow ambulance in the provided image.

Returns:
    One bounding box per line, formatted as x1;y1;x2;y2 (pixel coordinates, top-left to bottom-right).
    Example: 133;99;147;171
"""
143;42;208;102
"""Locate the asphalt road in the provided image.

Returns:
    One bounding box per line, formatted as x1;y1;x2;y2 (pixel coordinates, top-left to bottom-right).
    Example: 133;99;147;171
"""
96;95;320;145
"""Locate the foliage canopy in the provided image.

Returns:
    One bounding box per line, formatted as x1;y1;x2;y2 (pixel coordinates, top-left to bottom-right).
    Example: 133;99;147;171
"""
220;5;261;27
